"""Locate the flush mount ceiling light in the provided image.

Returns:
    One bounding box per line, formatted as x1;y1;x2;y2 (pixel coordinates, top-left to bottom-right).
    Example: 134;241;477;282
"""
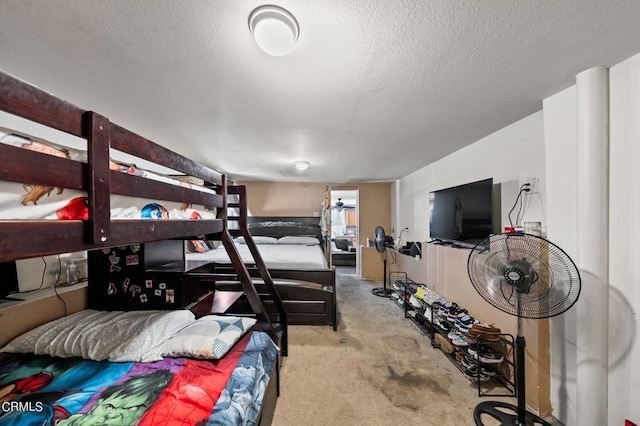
294;160;310;170
249;5;299;56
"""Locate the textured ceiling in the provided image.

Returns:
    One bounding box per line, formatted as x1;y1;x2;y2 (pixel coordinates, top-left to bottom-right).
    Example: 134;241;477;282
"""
2;1;640;183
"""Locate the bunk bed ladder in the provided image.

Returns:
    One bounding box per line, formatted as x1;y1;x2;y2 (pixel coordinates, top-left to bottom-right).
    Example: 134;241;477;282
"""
218;181;288;357
228;185;288;356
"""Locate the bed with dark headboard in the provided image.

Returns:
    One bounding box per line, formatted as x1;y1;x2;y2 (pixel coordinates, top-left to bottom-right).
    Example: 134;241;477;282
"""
0;71;285;425
248;216;337;331
186;212;338;331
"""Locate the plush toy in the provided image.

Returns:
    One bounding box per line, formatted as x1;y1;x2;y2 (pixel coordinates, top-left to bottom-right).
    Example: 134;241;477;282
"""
141;203;169;220
56;197;89;220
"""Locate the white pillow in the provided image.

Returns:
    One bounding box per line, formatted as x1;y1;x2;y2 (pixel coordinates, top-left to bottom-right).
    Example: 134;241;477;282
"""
235;236;279;245
161;315;257;359
278;236;320;245
0;309;196;362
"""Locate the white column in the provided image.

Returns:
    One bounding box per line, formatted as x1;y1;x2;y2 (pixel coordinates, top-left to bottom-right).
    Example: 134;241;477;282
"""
575;67;609;426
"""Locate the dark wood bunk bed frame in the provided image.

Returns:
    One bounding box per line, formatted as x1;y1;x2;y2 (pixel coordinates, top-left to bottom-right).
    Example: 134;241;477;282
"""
0;71;287;425
188;189;338;331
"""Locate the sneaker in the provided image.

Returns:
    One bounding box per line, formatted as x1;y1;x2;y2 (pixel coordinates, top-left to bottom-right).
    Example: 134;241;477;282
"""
447;331;461;340
415;286;427;301
468;343;504;364
467;343;493;358
478;351;504;364
450;334;470;347
461;353;478;369
424;306;432;320
447;306;467;321
463;365;491;382
455;314;476;332
409;295;423;309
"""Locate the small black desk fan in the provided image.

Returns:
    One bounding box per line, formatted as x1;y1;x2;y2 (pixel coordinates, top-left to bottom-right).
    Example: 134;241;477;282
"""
467;232;581;426
371;226;394;297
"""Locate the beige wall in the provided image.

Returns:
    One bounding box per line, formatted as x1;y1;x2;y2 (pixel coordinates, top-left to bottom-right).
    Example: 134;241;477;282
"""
237;182;328;217
0;287;87;348
236;181;391;248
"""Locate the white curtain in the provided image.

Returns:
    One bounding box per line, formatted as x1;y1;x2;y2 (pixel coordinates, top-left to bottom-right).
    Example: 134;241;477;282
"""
331;209;346;237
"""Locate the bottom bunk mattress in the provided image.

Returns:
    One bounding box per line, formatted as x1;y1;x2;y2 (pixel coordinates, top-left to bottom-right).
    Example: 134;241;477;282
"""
0;330;278;426
187;240;329;270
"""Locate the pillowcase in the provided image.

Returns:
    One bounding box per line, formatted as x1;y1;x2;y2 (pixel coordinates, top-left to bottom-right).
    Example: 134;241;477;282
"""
161;315;257;359
279;236;320;245
234;236;279;245
0;309;196;362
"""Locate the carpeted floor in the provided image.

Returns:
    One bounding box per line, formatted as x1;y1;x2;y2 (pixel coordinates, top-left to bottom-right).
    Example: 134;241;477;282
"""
270;267;513;426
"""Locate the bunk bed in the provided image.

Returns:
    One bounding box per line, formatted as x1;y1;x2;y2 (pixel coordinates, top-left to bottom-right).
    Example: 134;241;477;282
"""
186;193;338;331
0;71;286;425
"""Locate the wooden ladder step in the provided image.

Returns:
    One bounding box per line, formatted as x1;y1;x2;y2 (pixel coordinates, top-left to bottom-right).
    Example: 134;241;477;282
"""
186;290;244;316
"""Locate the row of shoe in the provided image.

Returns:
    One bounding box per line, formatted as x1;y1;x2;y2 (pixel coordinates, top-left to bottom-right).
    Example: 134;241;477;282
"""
397;283;504;343
392;282;509;386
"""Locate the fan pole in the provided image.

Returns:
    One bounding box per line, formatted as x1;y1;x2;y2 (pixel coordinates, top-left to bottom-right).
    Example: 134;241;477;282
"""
516;332;527;424
371;257;390;297
516;293;527;425
384;257;387;292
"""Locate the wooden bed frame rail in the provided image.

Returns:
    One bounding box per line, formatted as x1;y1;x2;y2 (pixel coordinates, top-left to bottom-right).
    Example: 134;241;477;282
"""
0;71;225;261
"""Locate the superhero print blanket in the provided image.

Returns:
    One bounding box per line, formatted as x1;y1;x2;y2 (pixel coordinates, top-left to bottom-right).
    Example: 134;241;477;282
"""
0;331;277;425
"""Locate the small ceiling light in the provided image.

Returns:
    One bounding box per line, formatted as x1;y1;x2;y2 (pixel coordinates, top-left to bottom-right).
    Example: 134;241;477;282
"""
294;160;310;170
249;5;299;56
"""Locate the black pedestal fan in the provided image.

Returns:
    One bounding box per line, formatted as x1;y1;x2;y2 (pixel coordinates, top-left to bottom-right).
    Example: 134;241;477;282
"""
372;225;394;297
468;232;581;426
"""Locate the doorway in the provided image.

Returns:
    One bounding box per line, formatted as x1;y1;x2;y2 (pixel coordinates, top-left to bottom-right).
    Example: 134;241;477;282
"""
330;189;358;271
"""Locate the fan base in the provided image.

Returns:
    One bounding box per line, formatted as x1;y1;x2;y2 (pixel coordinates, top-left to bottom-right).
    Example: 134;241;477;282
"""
371;287;392;297
474;401;552;426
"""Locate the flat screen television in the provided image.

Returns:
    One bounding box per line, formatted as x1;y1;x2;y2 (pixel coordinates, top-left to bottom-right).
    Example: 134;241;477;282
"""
429;178;500;248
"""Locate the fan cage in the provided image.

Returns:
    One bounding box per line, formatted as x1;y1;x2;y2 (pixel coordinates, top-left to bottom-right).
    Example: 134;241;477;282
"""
467;233;581;319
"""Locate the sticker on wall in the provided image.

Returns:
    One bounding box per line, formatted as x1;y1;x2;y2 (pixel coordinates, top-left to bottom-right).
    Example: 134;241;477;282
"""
125;255;139;266
122;278;130;293
102;248;110;254
159;282;167;290
108;282;117;295
140;294;148;303
131;244;141;253
154;289;162;297
108;250;121;273
130;285;141;297
145;279;153;289
165;289;175;304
